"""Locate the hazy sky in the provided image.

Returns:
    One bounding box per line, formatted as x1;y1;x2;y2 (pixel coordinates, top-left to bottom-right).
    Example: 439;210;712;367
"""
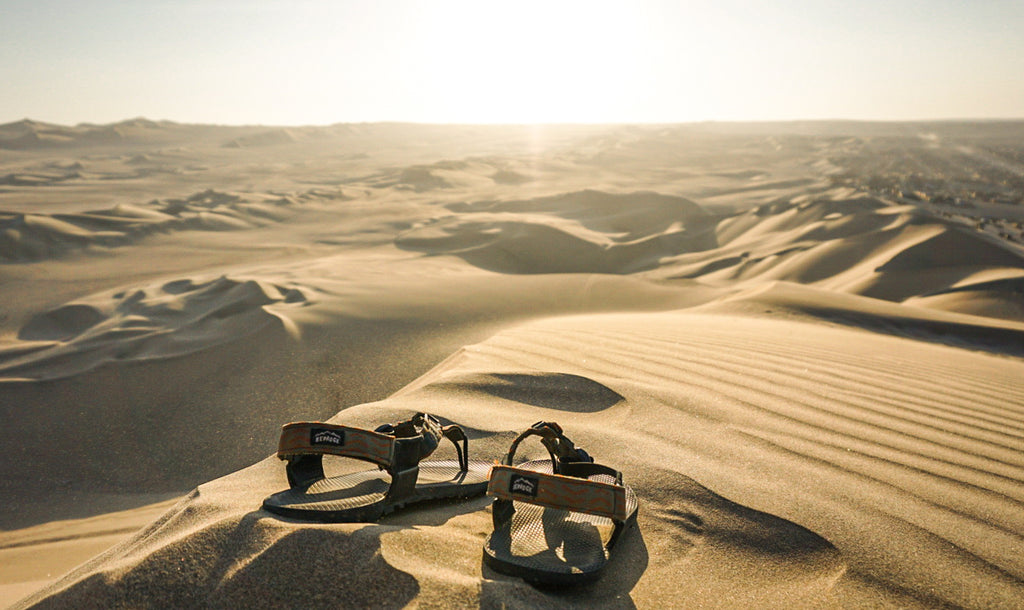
2;0;1022;125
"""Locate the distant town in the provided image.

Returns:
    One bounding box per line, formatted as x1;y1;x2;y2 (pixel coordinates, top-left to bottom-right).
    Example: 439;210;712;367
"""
825;131;1024;247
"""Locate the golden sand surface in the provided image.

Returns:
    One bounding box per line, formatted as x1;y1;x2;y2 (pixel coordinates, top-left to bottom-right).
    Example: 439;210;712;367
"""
2;120;1023;608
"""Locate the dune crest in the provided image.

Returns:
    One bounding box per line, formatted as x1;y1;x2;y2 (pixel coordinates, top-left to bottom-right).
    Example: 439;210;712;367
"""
648;193;1024;321
0;190;311;262
397;189;717;274
0;275;310;380
694;281;1024;356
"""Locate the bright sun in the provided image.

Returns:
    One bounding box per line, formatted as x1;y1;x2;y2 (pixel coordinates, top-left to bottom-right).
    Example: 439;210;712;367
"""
390;1;678;123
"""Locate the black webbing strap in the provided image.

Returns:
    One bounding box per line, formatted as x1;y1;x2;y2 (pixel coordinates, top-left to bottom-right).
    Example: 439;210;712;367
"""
501;421;593;474
374;412;443;472
441;424;470;471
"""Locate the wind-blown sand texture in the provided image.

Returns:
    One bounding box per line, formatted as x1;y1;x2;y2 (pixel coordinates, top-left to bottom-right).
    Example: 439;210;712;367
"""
2;120;1024;608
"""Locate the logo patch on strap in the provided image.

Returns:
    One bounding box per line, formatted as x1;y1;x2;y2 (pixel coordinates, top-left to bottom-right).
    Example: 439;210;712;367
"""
311;427;345;446
509;474;539;497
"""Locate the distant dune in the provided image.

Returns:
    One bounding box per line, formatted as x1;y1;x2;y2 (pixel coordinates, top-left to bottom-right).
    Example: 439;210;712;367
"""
2;120;1023;608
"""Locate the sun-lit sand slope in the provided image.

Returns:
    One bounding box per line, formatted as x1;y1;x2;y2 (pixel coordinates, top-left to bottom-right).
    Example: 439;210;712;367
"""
3;120;1024;608
11;315;1024;608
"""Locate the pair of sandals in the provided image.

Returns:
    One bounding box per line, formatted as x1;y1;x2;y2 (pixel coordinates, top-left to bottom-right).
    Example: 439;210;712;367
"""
262;414;638;585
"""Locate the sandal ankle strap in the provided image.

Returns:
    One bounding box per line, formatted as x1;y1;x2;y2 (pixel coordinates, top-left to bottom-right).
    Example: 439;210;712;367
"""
502;421;593;474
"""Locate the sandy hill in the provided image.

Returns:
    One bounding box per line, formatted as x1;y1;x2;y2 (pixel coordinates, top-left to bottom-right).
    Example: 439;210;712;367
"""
2;120;1023;608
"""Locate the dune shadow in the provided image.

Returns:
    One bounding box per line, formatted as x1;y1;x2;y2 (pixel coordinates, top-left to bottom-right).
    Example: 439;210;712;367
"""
210;515;420;609
635;468;847;606
2;275;311;381
0;187;318;263
641;467;841;555
798;303;1024;357
23;510;421;610
430;372;624;412
395;190;716;275
0;490;185;531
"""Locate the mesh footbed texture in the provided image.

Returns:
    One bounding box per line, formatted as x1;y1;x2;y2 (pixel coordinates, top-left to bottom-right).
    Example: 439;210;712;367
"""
484;459;638;581
263;459;490;520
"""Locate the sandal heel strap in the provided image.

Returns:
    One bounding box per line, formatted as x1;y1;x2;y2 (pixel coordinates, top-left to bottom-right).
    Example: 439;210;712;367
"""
441;424;470;471
502;421;593;471
278;422;395;468
487;464;629;521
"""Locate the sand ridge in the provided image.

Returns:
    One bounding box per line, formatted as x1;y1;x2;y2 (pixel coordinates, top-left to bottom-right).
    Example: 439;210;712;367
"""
3;120;1024;608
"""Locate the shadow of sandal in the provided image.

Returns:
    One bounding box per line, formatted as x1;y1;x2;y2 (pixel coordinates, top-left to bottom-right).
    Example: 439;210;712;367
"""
479;522;648;609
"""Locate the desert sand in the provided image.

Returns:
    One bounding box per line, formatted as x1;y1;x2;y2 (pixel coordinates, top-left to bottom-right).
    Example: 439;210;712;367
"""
2;119;1023;608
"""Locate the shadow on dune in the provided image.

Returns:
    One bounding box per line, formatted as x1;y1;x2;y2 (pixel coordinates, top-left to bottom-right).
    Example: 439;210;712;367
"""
0;491;185;532
0;189;308;262
1;275;310;380
22;472;495;609
395;189;719;275
701;281;1024;357
795;302;1024;357
395;217;720;275
905;275;1024;322
0;317;504;504
425;371;624;412
444;190;709;237
22;508;421;610
631;469;846;607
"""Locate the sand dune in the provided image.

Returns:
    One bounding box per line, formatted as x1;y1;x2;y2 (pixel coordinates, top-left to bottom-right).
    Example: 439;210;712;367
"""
14;312;1024;608
3;120;1024;608
0;190;312;262
654;194;1024;310
694;281;1024;357
1;275;309;380
396;190;715;274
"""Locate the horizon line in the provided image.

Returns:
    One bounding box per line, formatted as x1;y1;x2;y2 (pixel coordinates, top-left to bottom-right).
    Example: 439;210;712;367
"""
5;116;1024;130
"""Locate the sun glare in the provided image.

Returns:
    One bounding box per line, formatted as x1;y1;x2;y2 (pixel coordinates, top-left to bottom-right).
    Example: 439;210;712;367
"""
3;0;1021;125
400;1;660;123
